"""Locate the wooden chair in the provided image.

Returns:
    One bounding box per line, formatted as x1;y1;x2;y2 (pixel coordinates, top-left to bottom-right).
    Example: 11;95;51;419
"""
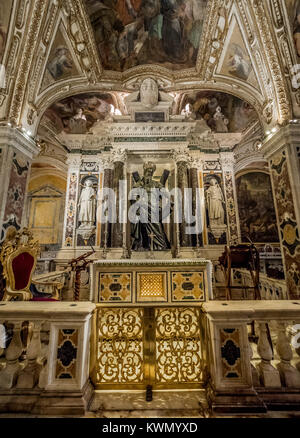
0;228;62;301
219;244;260;300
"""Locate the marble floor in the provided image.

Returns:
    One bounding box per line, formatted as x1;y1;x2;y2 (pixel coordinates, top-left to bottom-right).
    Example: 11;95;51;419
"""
0;410;300;418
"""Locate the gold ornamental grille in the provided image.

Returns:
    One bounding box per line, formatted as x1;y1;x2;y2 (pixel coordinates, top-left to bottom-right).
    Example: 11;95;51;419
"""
92;307;204;389
155;308;203;384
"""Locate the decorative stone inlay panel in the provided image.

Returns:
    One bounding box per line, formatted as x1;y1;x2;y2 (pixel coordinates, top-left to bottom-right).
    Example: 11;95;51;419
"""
155;308;203;384
1;152;29;240
220;328;242;379
171;272;205;302
99;273;132;303
270;150;300;297
64;173;78;247
96;308;144;385
56;329;78;380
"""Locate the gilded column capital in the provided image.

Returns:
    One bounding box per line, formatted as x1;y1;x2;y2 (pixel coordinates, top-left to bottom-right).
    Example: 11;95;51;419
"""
190;157;204;171
66;153;82;170
171;146;192;165
111;147;127;164
220;152;235;172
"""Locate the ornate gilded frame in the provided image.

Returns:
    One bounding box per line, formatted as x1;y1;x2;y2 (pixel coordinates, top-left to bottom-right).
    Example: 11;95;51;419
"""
0;228;39;300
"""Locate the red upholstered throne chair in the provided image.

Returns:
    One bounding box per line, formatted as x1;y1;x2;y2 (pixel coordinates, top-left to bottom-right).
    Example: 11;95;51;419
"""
0;228;62;301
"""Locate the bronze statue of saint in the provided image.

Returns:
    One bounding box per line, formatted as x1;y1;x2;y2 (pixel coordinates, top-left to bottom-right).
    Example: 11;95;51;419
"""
131;162;171;251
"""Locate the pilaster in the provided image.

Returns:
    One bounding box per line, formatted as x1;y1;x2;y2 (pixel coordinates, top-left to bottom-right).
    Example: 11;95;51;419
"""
220;152;240;244
62;154;81;249
261;125;300;297
0;126;40;241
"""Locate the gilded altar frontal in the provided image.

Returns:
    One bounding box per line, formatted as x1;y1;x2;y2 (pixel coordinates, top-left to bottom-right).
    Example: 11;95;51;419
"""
0;0;300;422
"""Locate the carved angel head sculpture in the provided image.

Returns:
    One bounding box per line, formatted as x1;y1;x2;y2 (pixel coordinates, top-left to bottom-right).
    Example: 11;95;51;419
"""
140;78;159;108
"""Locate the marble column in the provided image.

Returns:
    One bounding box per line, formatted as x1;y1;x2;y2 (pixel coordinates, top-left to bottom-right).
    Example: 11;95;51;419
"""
262;125;300;298
172;147;192;249
62;154;81;248
0;126;40;241
220;152;240;245
100;158;114;252
190;157;204;249
111;148;127;249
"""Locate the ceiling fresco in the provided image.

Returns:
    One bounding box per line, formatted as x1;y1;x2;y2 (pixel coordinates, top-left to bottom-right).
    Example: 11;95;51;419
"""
44;93;115;134
84;0;208;72
41;28;80;91
180;91;258;133
218;20;259;90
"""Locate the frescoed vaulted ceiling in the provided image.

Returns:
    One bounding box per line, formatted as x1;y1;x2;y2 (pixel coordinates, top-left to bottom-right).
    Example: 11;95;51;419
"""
84;0;208;72
0;0;297;144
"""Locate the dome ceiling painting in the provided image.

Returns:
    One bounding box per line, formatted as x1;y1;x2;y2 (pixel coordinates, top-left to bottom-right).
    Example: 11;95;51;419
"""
180;91;258;133
84;0;208;72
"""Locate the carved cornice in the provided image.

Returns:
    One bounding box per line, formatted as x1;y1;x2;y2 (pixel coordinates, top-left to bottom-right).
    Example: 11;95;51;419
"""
261;123;300;160
0;126;40;159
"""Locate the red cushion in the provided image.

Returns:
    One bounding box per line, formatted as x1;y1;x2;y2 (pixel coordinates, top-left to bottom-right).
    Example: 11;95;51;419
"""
12;252;35;290
30;297;58;301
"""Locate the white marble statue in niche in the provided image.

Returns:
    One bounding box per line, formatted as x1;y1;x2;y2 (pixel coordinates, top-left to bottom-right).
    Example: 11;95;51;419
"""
206;178;227;240
78;179;96;228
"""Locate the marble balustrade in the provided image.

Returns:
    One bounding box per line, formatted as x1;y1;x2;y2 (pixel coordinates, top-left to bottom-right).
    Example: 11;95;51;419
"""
203;301;300;413
232;269;288;300
0;302;95;415
0;300;299;415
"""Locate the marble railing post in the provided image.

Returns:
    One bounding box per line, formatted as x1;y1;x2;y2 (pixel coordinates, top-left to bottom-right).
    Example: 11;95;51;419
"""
62;154;81;248
0;321;23;389
0;126;40;241
220;152;240;245
17;321;42;389
257;323;281;387
262;125;300;298
276;322;300;388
